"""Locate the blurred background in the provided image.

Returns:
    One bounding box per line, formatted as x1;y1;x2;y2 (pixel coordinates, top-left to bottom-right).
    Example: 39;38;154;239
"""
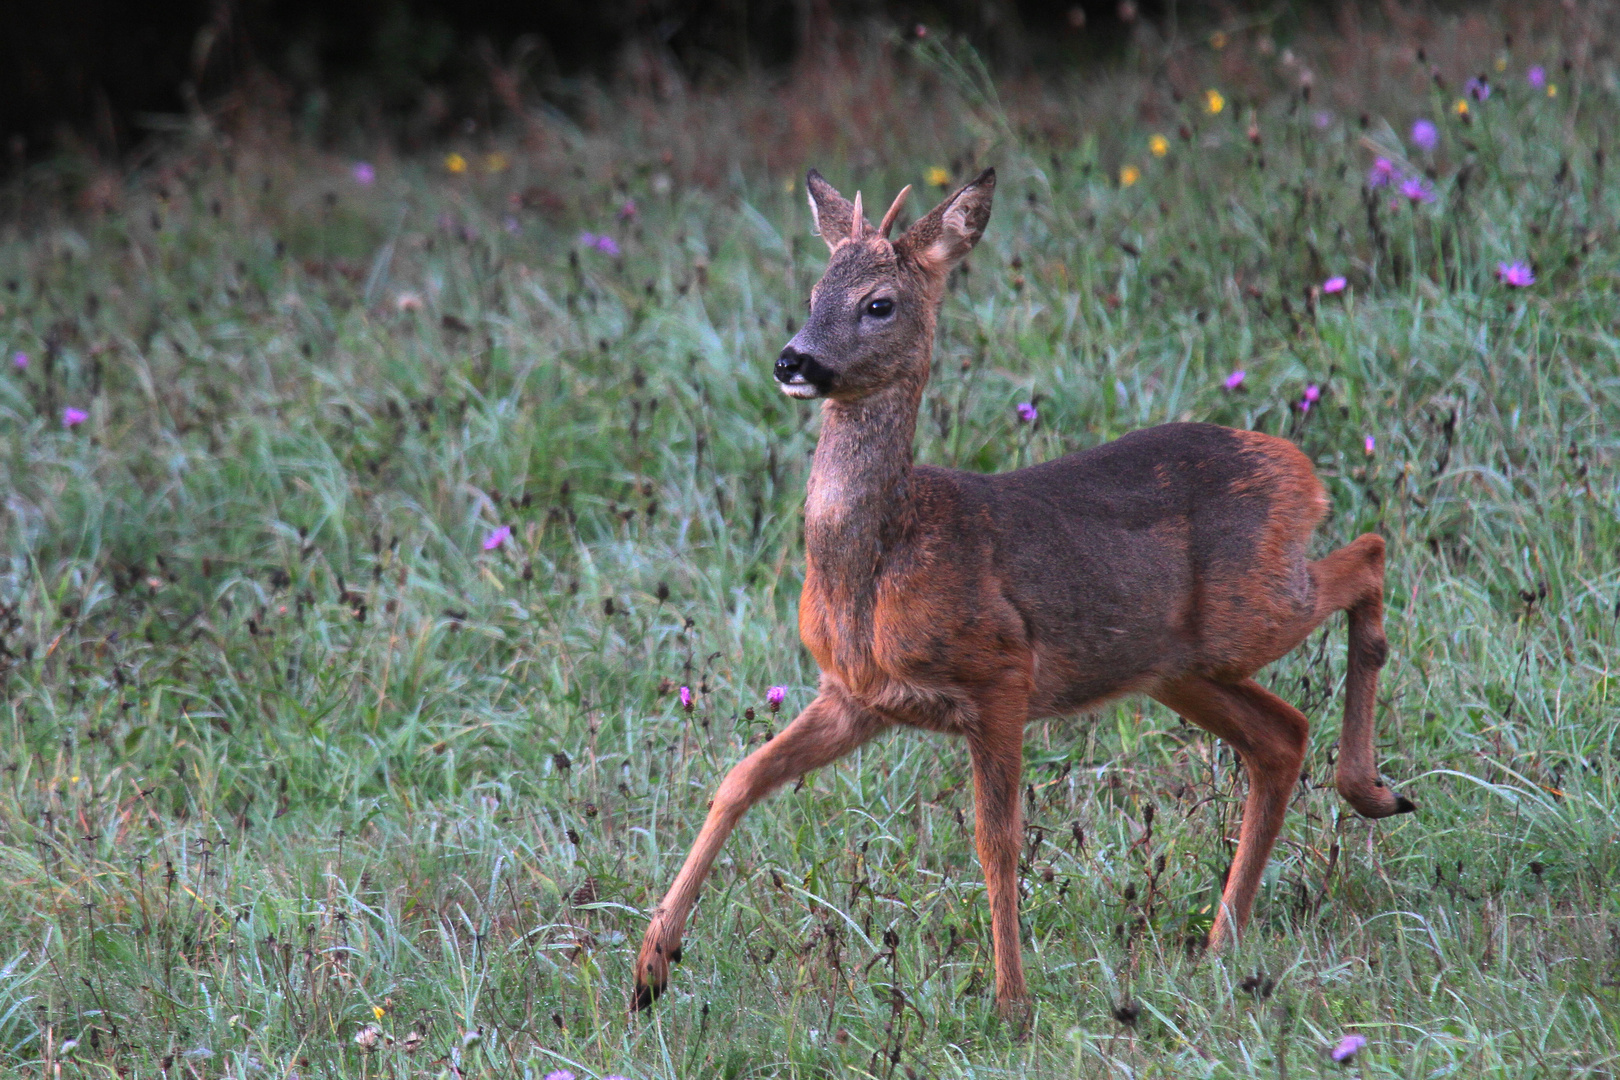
9;0;1266;171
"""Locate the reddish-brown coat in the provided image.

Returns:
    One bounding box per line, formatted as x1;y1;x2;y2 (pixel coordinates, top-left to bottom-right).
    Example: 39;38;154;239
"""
632;169;1413;1018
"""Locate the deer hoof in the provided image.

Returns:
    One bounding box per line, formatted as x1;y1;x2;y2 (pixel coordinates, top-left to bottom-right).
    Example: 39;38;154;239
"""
631;953;667;1011
1339;779;1415;819
996;996;1033;1039
632;979;661;1013
633;930;678;1011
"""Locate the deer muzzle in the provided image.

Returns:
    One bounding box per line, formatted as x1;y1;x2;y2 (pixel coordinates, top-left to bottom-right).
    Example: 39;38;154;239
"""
775;344;834;398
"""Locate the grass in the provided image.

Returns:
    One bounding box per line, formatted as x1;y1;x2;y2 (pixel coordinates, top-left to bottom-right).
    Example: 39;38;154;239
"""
2;9;1619;1077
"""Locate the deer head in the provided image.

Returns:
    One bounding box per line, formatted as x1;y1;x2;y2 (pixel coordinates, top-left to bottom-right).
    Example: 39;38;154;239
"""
775;168;996;402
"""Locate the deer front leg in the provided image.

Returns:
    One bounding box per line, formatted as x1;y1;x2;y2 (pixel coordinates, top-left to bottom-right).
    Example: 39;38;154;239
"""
634;689;885;1010
966;695;1029;1015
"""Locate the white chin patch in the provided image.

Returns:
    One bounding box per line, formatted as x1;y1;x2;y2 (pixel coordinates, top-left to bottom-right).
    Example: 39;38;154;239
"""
778;379;821;399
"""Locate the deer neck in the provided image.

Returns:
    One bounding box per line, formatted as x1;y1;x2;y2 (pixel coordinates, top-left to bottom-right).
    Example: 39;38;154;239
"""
803;377;924;596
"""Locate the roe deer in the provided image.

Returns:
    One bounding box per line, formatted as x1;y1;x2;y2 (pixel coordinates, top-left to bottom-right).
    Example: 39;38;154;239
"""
633;167;1413;1014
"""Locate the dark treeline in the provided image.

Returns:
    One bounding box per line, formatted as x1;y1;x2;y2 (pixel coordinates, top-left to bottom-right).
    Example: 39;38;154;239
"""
4;0;1164;169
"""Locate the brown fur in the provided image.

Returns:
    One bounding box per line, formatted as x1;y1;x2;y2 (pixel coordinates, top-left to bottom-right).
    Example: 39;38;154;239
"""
632;169;1413;1017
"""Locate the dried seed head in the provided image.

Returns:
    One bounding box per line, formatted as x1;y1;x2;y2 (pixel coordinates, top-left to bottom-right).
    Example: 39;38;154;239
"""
1111;999;1140;1026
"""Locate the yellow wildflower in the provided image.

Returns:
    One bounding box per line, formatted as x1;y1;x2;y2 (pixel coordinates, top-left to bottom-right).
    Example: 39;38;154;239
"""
1205;88;1225;115
1547;83;1558;98
926;166;951;187
1120;164;1141;187
445;152;468;174
1149;134;1169;157
1209;31;1228;50
1454;99;1469;116
782;177;795;193
1494;55;1507;72
484;152;509;173
373;1006;386;1021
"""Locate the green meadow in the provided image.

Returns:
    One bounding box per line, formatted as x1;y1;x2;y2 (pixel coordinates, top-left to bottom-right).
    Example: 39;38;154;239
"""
1;11;1618;1077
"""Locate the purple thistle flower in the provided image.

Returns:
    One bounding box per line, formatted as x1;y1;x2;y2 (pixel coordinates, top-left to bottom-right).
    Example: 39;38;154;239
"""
679;685;693;711
1016;402;1038;423
1300;384;1321;413
1223;369;1245;391
1400;176;1435;204
483;525;511;550
543;1071;577;1080
1364;434;1376;455
352;162;375;185
577;230;621;253
62;407;88;428
1497;261;1535;287
1367;157;1397;188
617;199;638;221
1527;65;1547;89
1410;118;1438;151
1330;1033;1367;1062
12;351;26;370
1322;275;1347;294
1466;75;1491;102
766;686;786;712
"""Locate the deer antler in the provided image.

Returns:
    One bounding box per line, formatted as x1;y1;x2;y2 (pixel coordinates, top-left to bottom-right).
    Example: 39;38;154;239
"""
850;191;867;238
879;185;912;238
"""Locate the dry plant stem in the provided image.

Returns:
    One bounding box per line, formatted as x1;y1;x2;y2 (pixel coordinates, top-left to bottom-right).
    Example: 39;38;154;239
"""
635;169;1415;1012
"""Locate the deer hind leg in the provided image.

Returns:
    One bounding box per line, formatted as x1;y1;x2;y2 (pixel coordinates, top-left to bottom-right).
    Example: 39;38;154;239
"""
633;691;885;1011
965;682;1032;1015
1308;533;1416;819
1153;676;1309;950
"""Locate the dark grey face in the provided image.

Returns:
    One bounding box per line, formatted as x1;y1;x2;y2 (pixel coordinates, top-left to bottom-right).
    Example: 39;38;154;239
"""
775;237;918;401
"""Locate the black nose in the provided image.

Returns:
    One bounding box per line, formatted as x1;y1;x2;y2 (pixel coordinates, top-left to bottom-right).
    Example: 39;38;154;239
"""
775;345;807;382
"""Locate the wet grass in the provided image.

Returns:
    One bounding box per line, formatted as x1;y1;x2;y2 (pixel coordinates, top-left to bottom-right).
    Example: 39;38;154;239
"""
2;14;1619;1078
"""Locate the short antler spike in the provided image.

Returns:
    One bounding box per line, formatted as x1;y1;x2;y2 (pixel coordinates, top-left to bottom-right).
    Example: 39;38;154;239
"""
851;191;866;238
879;185;912;238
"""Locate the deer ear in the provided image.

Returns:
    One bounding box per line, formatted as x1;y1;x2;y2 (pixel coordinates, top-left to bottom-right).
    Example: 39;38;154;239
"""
895;168;996;274
806;169;857;250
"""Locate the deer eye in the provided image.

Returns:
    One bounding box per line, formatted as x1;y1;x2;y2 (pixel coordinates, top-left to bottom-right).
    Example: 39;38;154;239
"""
865;298;895;318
